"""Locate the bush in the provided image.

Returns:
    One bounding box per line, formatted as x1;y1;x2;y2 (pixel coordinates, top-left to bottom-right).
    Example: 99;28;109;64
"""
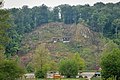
101;49;120;80
26;65;34;73
59;59;78;78
35;69;45;78
0;60;24;80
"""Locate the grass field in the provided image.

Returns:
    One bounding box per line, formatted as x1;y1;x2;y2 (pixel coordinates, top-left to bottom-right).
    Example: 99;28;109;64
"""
24;77;101;80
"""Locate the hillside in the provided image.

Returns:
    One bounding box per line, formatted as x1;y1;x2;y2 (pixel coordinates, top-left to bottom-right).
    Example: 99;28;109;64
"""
1;1;120;80
19;22;108;69
5;2;120;69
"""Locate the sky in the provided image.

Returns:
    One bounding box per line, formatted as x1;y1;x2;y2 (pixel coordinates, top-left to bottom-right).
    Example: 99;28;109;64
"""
4;0;120;8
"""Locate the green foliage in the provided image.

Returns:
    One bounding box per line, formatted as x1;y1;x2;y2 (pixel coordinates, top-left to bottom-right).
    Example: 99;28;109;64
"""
112;19;120;38
3;2;120;71
30;44;56;78
59;53;85;78
26;64;34;73
35;64;51;78
7;2;120;56
31;44;50;70
67;53;85;70
59;59;79;78
0;53;5;61
113;38;120;48
9;2;120;36
35;69;45;78
52;7;60;22
0;60;24;80
101;49;120;80
79;48;96;69
102;40;118;53
0;9;11;53
48;60;58;71
59;4;76;24
5;27;22;56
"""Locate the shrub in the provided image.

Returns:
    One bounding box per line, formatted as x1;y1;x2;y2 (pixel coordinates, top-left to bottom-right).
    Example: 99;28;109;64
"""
35;69;45;78
59;59;78;78
0;60;24;80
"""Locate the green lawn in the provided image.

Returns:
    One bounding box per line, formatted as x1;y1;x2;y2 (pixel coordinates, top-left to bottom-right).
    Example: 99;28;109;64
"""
36;78;101;80
24;77;100;80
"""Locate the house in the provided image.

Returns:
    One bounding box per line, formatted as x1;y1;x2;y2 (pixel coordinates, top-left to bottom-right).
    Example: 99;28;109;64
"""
62;37;71;43
51;36;71;43
52;37;60;43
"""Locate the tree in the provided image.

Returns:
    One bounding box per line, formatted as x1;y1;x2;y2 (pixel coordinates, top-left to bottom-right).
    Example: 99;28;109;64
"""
5;27;22;56
31;43;51;78
39;4;48;24
7;2;120;54
52;7;60;22
112;19;120;38
59;4;74;24
35;69;45;78
59;59;78;78
32;43;50;70
67;53;85;70
101;49;120;80
97;14;108;35
0;10;11;53
102;40;118;53
94;2;105;9
0;60;24;80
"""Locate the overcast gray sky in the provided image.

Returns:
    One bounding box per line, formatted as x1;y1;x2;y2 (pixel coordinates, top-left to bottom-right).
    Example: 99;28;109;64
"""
4;0;120;8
